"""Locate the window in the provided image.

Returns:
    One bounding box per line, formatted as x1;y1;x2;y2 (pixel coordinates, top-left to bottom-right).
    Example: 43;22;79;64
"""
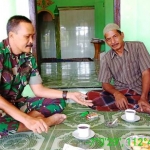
59;8;95;58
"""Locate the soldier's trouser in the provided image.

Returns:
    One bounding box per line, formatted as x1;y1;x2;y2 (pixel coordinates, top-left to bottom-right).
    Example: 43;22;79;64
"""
0;97;66;138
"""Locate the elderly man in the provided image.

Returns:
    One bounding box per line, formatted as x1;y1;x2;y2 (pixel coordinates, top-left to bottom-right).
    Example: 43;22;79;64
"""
87;23;150;113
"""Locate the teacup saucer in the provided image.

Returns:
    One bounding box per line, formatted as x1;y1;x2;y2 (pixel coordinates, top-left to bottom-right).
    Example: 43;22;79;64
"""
121;114;140;122
72;129;95;140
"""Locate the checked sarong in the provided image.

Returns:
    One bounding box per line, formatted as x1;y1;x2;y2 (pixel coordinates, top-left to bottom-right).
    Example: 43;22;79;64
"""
87;89;150;113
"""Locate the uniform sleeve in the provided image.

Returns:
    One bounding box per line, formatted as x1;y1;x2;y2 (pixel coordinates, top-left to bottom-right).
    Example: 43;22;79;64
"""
0;53;4;84
98;56;112;83
138;42;150;72
29;56;43;85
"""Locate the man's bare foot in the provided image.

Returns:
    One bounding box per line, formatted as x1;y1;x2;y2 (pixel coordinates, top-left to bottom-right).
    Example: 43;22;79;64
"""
28;110;44;118
17;113;66;133
28;111;66;126
43;113;67;127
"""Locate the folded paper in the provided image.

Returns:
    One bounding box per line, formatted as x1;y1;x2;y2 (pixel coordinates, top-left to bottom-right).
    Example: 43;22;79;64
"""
63;144;104;150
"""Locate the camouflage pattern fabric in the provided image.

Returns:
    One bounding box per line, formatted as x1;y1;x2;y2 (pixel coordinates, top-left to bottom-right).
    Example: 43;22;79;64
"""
0;39;66;138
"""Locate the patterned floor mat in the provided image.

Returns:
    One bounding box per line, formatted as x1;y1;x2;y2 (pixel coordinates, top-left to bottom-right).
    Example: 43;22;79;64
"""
1;103;150;150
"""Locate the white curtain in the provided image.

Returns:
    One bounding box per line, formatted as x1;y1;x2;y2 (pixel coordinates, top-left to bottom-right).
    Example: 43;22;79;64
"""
59;9;95;59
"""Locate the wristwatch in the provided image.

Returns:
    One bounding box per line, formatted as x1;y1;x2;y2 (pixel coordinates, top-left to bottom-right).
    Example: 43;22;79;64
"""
62;91;68;100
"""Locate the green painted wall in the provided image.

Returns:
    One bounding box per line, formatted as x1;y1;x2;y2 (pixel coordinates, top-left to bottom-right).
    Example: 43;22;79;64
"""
0;0;29;41
37;0;114;52
121;0;150;53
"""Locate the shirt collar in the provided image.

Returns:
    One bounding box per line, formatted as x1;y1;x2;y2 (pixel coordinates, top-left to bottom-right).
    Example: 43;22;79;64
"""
2;38;32;59
111;42;129;59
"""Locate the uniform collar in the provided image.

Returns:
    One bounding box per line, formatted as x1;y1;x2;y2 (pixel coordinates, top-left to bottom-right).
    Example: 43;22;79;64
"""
2;38;32;59
111;42;129;59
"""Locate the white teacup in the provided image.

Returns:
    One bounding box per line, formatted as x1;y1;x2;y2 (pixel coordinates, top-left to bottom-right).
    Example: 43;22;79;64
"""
125;109;136;121
77;124;90;138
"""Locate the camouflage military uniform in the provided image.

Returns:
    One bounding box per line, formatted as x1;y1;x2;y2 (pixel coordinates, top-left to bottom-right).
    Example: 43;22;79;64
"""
0;39;66;138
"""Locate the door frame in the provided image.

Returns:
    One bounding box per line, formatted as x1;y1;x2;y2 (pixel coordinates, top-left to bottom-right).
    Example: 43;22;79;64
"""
28;0;120;72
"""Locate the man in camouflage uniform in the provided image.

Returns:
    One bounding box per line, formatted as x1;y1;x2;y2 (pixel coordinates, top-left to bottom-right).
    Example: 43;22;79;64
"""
0;15;93;138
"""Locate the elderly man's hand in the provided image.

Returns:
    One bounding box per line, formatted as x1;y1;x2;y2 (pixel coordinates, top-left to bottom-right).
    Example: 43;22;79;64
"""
67;92;93;107
114;92;128;110
138;98;150;112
